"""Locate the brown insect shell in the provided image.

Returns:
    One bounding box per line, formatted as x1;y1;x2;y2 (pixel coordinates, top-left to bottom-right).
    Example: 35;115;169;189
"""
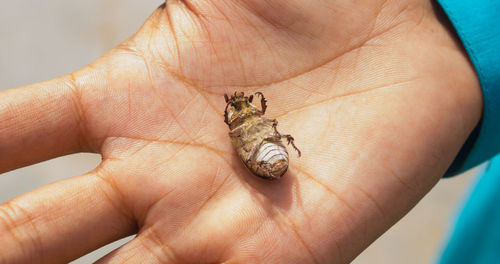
226;98;289;180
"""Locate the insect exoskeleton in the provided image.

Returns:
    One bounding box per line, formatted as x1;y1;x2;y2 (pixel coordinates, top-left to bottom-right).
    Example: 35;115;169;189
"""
223;91;301;180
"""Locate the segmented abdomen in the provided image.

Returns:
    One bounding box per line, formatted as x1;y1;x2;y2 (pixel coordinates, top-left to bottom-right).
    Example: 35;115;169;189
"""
253;141;289;179
256;142;288;163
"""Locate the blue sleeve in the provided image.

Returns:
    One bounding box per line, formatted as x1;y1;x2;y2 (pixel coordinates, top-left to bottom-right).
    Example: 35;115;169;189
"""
436;0;500;177
439;158;500;263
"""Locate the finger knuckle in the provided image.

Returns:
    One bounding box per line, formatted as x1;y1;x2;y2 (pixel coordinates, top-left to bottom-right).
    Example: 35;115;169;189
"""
0;202;43;261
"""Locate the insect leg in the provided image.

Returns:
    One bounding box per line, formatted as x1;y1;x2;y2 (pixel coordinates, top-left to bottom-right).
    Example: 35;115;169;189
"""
271;120;301;157
283;135;301;157
224;93;229;103
271;119;281;137
255;92;267;114
224;101;231;125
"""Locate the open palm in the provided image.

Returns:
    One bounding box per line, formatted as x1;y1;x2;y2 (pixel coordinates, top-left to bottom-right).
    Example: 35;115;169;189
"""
0;0;482;263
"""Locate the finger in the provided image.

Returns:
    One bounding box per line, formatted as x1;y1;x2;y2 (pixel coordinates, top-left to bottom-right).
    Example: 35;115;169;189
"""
95;234;175;264
0;73;92;173
0;170;137;263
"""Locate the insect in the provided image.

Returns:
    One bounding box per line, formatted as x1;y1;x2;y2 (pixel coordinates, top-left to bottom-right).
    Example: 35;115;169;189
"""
224;91;301;180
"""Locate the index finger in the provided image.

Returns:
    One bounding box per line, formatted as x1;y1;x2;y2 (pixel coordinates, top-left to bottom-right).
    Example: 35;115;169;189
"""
0;73;93;173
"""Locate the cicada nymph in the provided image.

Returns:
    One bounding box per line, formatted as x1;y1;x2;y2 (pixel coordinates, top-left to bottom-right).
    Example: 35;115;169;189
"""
223;92;301;180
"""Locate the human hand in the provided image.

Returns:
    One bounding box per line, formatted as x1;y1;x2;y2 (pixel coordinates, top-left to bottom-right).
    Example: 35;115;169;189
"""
0;0;482;263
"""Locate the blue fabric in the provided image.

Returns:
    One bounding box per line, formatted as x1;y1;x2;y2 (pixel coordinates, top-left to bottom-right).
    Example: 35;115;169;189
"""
439;158;499;264
436;0;500;177
433;1;500;263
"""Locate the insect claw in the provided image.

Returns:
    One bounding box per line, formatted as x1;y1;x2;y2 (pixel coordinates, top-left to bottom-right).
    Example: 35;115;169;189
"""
285;135;301;157
255;92;267;114
223;98;231;125
224;93;229;103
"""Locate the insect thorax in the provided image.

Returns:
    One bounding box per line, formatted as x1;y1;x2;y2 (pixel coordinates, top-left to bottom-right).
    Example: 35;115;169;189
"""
228;105;260;129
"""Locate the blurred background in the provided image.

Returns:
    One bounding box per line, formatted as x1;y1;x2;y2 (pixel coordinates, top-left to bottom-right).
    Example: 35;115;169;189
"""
0;1;484;263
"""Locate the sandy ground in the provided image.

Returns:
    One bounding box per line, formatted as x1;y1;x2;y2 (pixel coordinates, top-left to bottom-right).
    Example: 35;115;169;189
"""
0;1;482;263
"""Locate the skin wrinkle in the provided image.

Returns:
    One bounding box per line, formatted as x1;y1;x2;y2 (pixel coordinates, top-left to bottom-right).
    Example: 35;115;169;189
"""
67;65;114;154
369;0;390;38
0;103;20;132
280;213;320;264
139;229;176;264
234;0;315;39
190;169;231;222
66;73;92;153
273;76;421;119
288;168;345;263
148;4;165;33
212;0;284;86
292;166;355;213
165;3;185;78
187;88;227;132
380;157;417;193
195;104;212;140
172;94;214;141
259;206;290;241
261;193;329;263
243;215;267;243
209;167;221;191
93;168;137;228
396;2;426;29
133;139;188;165
178;5;199;41
209;2;249;84
0;201;39;230
414;4;427;28
169;92;200;123
179;0;204;21
99;54;183;151
196;5;226;86
232;5;284;83
103;136;229;169
101;136;241;231
145;17;414;106
142;223;186;264
0;201;42;262
11;204;43;263
152;2;407;91
245;191;284;227
148;31;418;140
134;40;199;98
289;81;328;97
159;11;246;120
138;188;176;228
153;23;180;76
350;182;387;219
126;79;133;117
324;111;335;140
149;75;200;145
0;204;23;259
349;46;364;77
96;239;136;263
101;136;230;160
115;39;141;56
86;64;116;151
135;37;223;147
